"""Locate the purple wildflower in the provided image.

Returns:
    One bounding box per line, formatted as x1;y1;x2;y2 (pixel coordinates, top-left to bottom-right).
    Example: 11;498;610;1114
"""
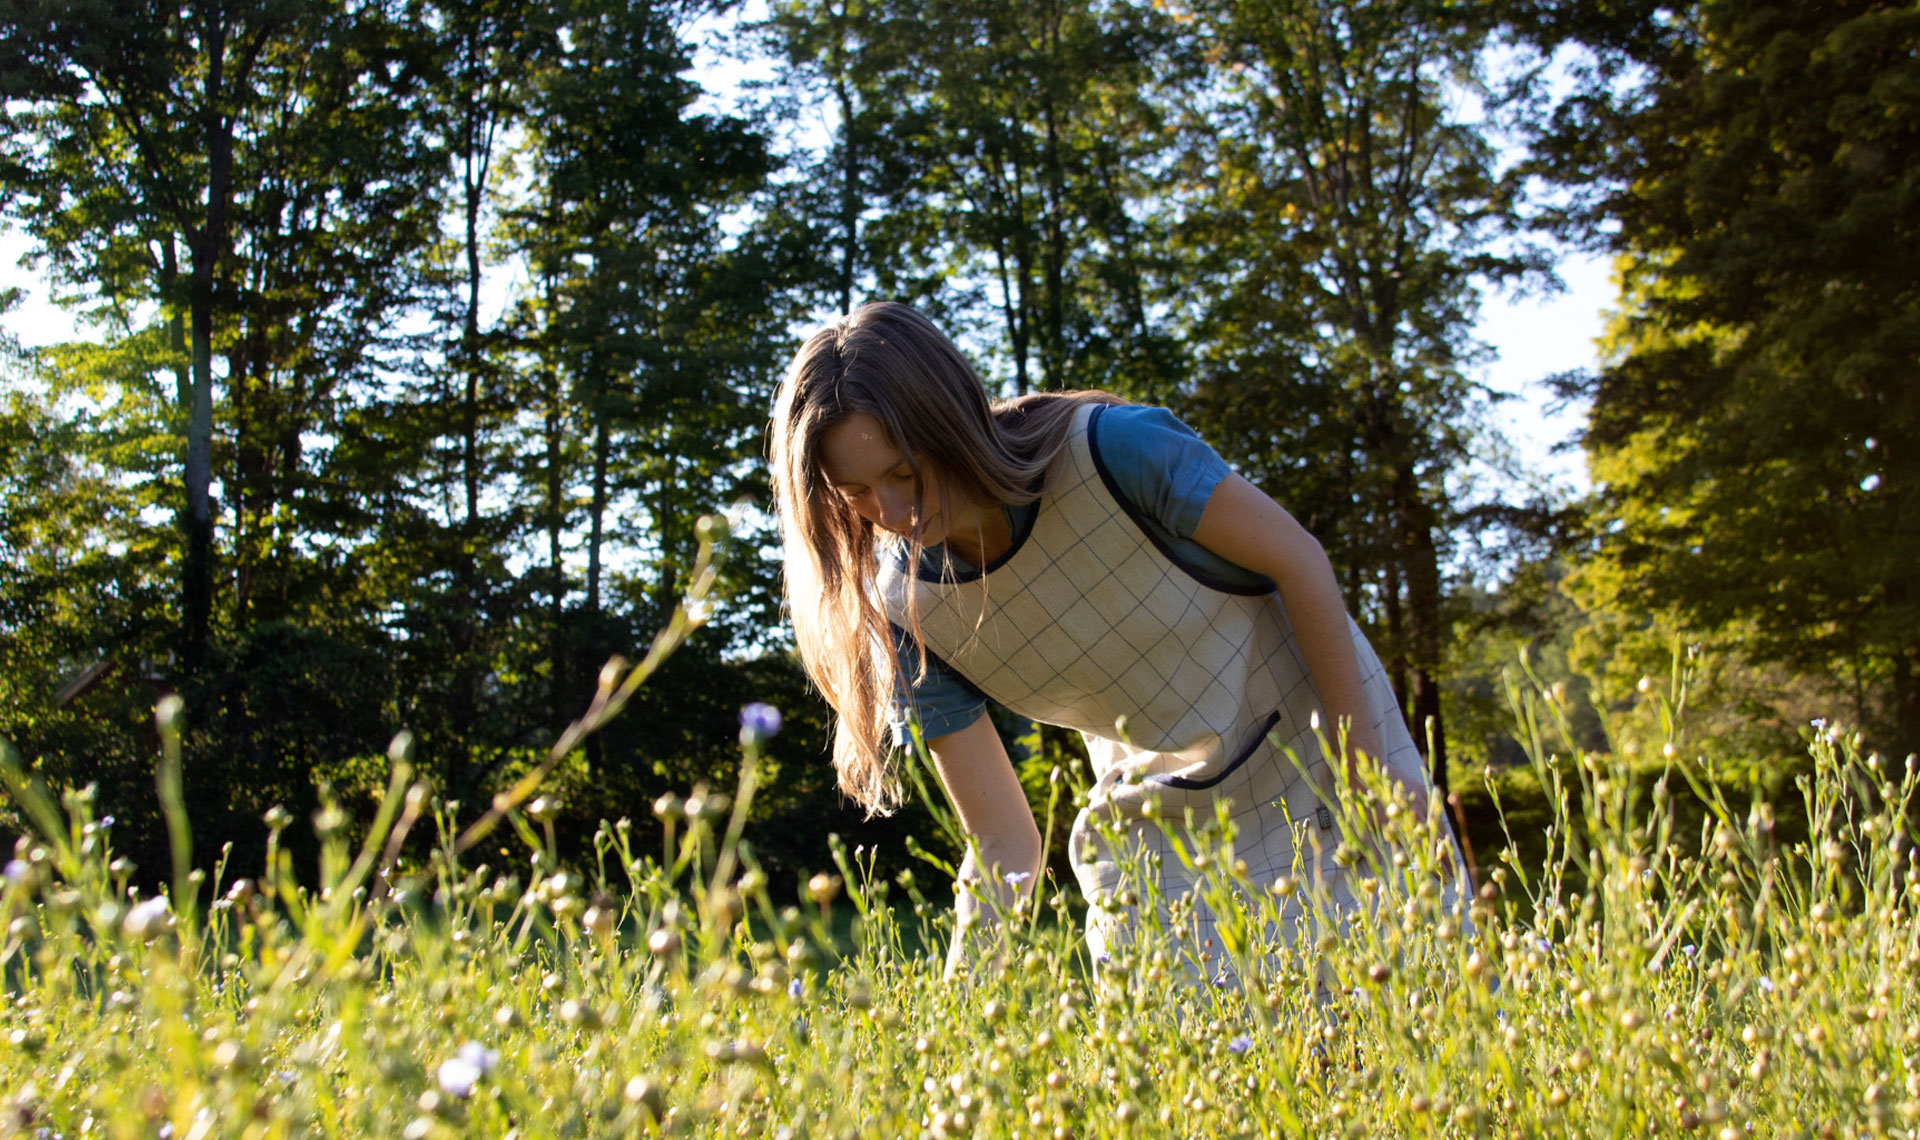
1228;1034;1254;1055
739;703;783;746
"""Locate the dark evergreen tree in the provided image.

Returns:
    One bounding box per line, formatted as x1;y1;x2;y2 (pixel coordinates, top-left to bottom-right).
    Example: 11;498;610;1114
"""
1512;0;1920;754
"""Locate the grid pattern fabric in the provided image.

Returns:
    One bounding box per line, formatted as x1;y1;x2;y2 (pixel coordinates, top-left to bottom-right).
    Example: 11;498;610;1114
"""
880;404;1434;965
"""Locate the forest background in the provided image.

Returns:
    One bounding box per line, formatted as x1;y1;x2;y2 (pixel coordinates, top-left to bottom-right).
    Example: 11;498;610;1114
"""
0;0;1913;899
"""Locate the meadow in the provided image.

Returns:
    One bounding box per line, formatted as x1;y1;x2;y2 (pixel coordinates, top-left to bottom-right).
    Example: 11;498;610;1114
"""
1;533;1913;1138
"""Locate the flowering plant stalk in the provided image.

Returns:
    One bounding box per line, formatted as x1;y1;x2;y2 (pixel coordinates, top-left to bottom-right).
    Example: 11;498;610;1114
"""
1;588;1915;1135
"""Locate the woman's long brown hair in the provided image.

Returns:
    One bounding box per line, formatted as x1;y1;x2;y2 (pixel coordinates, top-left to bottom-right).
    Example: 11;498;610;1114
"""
770;302;1121;814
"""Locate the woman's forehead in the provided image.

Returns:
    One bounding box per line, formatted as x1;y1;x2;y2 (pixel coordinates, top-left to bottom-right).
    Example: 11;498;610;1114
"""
818;413;909;486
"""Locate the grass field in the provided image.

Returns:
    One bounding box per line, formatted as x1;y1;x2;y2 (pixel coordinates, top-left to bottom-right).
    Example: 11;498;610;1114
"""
2;576;1913;1138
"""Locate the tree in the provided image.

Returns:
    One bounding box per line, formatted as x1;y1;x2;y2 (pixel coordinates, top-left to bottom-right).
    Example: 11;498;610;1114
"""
0;0;442;669
769;0;1183;395
1166;0;1533;793
1515;0;1920;752
0;326;182;871
477;0;795;777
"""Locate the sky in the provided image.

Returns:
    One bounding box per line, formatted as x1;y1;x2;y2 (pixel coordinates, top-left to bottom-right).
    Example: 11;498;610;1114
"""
1476;248;1611;494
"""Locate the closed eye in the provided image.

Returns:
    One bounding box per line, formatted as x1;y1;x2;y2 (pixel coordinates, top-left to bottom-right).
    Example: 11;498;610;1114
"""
833;466;914;497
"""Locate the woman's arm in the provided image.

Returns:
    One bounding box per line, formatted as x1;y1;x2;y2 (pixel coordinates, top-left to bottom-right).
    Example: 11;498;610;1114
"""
923;711;1042;980
1190;473;1422;807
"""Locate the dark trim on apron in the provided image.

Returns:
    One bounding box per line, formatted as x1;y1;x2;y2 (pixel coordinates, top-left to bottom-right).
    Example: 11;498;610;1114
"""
1148;710;1283;791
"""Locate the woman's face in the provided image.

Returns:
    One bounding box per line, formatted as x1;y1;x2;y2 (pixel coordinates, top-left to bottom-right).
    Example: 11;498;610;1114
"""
818;413;952;546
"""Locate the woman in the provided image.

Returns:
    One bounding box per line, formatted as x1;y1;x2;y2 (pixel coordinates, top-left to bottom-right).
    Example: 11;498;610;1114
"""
771;301;1458;978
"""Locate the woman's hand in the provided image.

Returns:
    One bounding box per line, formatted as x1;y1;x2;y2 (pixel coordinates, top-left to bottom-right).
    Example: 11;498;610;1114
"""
923;712;1042;981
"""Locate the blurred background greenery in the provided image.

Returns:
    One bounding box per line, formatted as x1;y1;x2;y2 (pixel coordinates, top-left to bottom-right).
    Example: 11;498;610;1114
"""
0;0;1911;900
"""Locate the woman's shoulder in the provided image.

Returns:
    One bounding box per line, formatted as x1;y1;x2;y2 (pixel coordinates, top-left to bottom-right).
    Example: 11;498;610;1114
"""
1088;404;1219;475
1083;404;1230;539
1092;403;1203;444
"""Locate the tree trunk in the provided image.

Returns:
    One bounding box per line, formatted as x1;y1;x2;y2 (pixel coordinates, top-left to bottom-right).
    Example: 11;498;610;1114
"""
834;67;859;315
1038;16;1066;389
161;238;195;639
228;340;252;622
1090;144;1157;399
583;386;612;772
1890;546;1920;758
449;51;495;798
585;400;610;620
544;348;566;729
1396;464;1449;799
1382;556;1407;711
180;10;239;672
1008;160;1040;389
461;65;490;528
652;447;681;623
1895;647;1920;762
183;218;225;670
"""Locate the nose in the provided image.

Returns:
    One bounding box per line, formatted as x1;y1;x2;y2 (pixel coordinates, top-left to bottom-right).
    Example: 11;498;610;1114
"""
872;483;917;533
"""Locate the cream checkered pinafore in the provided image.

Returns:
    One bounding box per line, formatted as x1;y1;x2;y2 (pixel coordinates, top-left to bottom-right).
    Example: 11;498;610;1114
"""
880;404;1441;970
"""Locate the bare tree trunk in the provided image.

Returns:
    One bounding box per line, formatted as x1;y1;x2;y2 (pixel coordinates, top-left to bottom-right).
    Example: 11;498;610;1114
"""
585;401;610;620
1890;563;1920;758
462;170;485;526
450;37;498;798
1396;464;1449;798
1038;5;1066;388
183;153;229;669
544;342;566;728
228;339;252;622
835;69;859;315
161;237;197;644
1895;649;1920;762
1382;556;1407;711
582;381;613;773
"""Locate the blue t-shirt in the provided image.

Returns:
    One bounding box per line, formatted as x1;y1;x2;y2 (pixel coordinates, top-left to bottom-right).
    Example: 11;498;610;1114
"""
889;404;1272;744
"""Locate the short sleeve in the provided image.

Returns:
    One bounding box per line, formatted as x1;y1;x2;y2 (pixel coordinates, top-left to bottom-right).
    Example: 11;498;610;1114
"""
1095;405;1233;538
888;624;988;746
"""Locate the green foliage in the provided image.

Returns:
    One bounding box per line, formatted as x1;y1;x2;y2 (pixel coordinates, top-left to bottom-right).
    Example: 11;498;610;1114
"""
9;0;1914;959
0;0;453;663
1514;0;1920;756
0;0;814;878
1443;563;1605;776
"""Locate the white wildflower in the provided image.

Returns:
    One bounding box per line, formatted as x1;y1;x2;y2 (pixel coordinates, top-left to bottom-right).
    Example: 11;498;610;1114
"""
436;1041;498;1098
123;895;171;940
